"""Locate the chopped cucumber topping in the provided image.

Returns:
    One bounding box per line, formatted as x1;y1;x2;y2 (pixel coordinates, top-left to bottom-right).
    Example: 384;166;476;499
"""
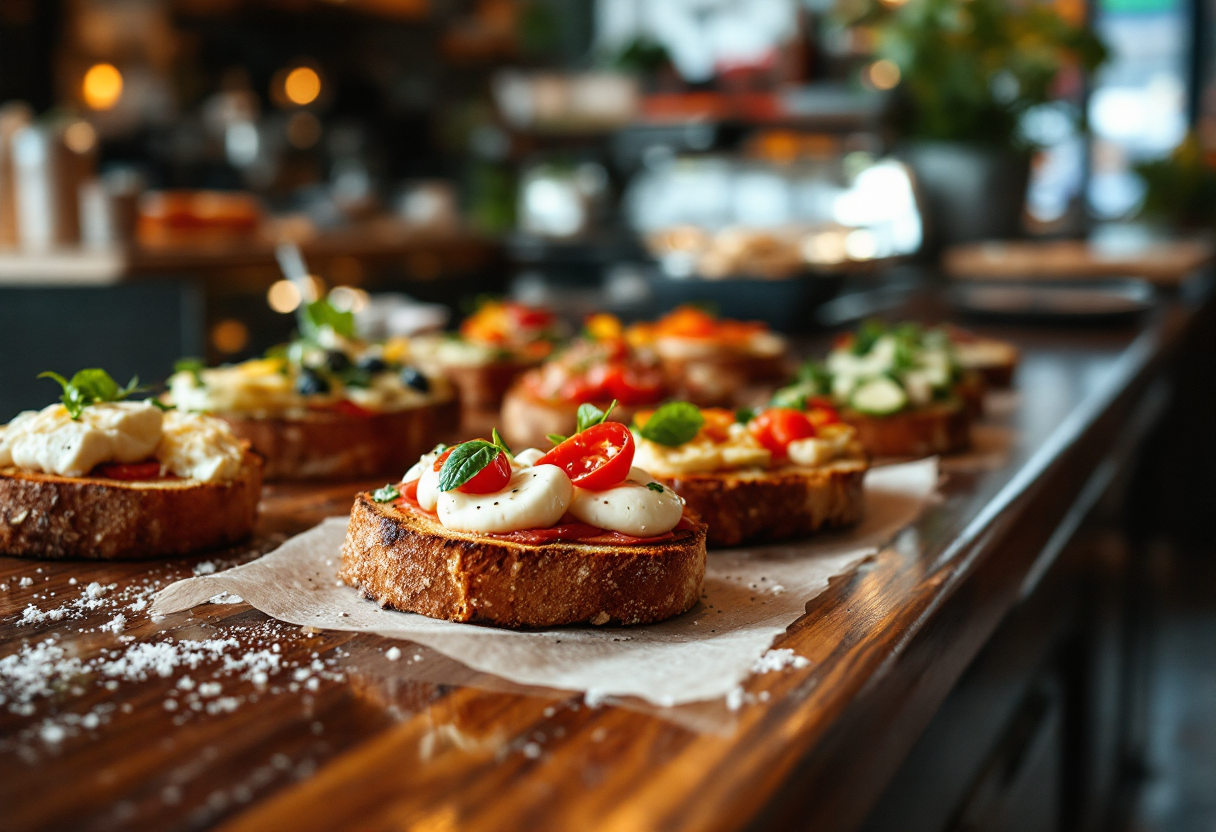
850;377;908;416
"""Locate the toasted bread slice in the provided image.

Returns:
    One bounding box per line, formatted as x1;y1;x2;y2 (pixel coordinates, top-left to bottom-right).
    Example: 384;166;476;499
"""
659;352;790;408
658;458;867;548
442;360;536;412
500;385;648;451
340;494;707;627
842;401;970;457
220;398;459;481
0;452;262;560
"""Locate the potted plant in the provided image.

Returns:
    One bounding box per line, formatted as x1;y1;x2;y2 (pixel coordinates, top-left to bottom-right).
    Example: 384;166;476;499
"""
843;0;1106;249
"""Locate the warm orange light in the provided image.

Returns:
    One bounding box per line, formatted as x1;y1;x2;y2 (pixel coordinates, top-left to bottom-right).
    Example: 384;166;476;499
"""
867;60;901;91
283;66;321;106
82;63;123;111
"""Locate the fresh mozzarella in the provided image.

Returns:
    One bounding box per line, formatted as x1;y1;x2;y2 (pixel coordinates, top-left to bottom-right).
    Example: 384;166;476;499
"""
568;467;683;537
403;450;441;484
156;411;245;482
416;462;442;512
437;464;571;534
512;447;545;467
787;437;833;468
0;402;162;478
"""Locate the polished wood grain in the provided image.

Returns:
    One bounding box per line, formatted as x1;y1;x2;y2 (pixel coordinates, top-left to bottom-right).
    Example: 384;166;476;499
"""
0;287;1205;832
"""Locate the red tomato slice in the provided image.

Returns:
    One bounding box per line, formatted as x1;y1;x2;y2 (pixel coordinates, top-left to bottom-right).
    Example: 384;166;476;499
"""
536;421;635;491
749;408;816;458
94;460;163;480
806;405;841;429
401;478;420;502
332;400;376;418
433;445;512;495
602;363;665;404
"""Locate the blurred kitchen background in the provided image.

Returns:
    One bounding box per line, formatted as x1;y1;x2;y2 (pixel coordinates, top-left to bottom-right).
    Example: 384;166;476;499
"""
0;0;1211;415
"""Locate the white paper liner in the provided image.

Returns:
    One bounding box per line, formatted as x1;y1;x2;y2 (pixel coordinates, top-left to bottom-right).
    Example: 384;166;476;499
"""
153;459;938;706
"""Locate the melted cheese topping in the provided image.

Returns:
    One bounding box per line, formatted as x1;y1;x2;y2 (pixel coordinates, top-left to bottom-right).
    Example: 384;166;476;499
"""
156;411;246;483
167;359;444;417
0;402;244;482
437;464;572;534
567;467;683;537
633;422;771;476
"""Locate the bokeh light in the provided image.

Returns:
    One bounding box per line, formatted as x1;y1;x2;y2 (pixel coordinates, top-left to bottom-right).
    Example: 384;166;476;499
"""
267;280;302;313
283;66;322;106
867;60;901;91
82;63;123;111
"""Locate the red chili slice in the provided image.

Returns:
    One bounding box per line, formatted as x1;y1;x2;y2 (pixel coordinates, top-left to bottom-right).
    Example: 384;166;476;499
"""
535;421;635;491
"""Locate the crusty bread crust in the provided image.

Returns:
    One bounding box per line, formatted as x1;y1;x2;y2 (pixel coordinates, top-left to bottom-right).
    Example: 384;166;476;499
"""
658;351;790;408
500;385;648;451
0;452;262;560
220;398;459;481
340;494;707;627
659;458;867;548
443;360;536;412
973;362;1015;389
842;401;970;457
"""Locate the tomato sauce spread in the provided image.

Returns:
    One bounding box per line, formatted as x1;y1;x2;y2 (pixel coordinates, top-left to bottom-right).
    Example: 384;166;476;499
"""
393;480;696;546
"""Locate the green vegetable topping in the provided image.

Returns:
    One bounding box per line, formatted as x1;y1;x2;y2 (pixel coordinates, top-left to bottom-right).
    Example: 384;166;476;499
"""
645;481;665;493
491;428;513;462
546;433;567;446
174;358;206;386
38;369;144;420
637;401;704;447
735;406;756;424
298;298;355;341
438;440;503;492
576;399;618;433
372;484;401;503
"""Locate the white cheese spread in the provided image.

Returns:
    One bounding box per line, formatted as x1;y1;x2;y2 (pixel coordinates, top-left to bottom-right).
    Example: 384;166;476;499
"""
633;422;770;476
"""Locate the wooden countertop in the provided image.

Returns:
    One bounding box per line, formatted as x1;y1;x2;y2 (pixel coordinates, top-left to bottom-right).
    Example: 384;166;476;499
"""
0;286;1206;832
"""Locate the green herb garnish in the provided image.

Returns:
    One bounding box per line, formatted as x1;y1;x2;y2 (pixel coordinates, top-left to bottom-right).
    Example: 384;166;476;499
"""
175;358;206;386
735;406;756;424
546;433;567;446
636;401;703;447
576;399;617;433
438;440;503;492
372;484;401;503
38;369;144;420
645;482;665;493
491;428;513;462
298;298;355;341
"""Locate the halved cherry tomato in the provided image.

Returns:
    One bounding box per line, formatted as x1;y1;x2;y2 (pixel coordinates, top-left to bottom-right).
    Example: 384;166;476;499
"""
433;444;512;494
94;460;163;480
600;363;664;404
748;408;816;458
699;408;735;442
536;421;634;491
806;405;841;430
401;478;420;503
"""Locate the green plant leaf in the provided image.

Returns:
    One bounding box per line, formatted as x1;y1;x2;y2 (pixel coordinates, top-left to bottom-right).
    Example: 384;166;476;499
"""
38;369;143;420
735;406;756;424
645;481;665;493
637;402;703;447
491;428;513;462
576;399;618;433
175;358;206;386
372;484;401;503
546;433;567;446
298;298;355;340
438;440;502;492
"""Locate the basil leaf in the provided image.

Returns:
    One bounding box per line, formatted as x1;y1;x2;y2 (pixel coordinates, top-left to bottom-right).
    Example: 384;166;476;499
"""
38;369;143;420
646;481;665;493
438;440;501;492
298;299;355;340
637;401;703;447
576;399;617;433
735;406;755;424
491;428;513;462
150;399;175;412
372;484;401;503
546;433;567;446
